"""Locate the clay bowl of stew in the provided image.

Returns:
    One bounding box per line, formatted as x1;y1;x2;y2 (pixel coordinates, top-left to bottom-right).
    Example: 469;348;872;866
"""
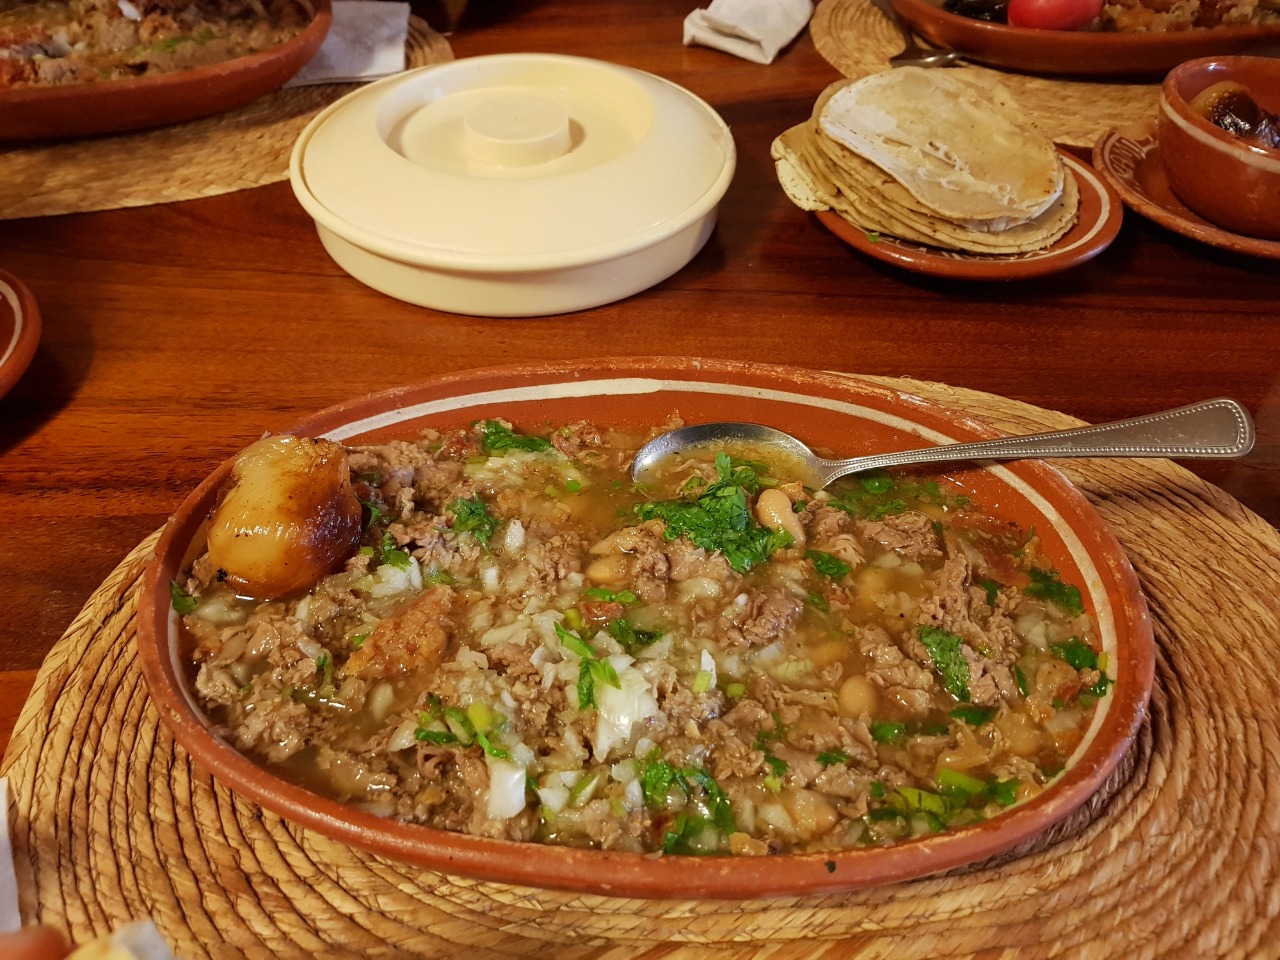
137;358;1154;899
1157;56;1280;240
0;0;331;142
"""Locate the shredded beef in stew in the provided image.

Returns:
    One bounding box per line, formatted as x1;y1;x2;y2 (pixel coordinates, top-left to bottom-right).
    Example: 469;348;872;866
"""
176;418;1112;856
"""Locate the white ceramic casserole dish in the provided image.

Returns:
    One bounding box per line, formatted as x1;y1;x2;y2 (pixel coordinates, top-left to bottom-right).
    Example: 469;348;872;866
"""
290;54;736;317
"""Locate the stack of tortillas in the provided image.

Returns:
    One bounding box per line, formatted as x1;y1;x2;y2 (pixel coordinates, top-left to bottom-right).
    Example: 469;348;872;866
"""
773;68;1079;254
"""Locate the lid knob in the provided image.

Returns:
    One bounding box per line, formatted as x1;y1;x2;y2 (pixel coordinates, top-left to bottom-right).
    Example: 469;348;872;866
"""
463;94;571;168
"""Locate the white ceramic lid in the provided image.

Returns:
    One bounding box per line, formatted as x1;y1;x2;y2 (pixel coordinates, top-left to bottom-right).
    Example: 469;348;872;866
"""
291;54;736;271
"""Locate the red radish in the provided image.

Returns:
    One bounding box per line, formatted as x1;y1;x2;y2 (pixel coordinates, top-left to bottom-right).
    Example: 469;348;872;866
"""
1006;0;1103;30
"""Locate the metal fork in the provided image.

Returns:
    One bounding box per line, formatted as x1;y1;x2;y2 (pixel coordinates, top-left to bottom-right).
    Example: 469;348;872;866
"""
867;0;964;67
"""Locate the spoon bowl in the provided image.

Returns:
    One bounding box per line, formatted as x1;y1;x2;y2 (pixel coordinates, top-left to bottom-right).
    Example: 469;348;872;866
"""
632;398;1254;487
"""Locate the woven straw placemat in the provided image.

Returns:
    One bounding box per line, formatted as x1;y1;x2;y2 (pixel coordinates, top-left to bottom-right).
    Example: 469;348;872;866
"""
0;18;452;221
810;0;1160;147
4;378;1278;959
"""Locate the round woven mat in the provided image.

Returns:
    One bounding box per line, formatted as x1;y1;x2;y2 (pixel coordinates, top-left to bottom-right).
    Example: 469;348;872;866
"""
4;378;1278;959
0;18;452;221
810;0;1160;147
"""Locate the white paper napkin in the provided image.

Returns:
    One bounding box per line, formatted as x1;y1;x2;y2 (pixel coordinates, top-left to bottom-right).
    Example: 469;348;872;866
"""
683;0;814;65
286;0;411;86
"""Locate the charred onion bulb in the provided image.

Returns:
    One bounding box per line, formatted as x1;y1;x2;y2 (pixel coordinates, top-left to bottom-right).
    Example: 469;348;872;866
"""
206;435;362;599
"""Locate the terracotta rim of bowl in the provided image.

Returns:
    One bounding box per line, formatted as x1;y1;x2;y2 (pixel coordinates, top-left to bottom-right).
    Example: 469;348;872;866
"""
136;357;1155;900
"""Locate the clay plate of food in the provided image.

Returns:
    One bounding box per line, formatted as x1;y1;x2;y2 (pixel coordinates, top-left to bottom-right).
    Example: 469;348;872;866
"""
817;151;1122;279
0;267;40;398
774;72;1123;280
1092;120;1280;261
137;358;1154;899
891;0;1280;76
0;0;332;141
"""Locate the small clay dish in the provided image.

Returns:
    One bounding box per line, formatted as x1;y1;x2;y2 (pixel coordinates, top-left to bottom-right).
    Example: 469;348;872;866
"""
1157;56;1280;241
136;358;1155;900
0;267;40;398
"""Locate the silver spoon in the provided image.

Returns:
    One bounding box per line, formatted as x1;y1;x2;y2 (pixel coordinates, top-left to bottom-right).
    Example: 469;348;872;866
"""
868;0;964;68
631;398;1254;489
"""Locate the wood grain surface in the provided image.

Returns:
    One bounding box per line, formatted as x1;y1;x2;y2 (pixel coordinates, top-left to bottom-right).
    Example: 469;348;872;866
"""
0;0;1276;770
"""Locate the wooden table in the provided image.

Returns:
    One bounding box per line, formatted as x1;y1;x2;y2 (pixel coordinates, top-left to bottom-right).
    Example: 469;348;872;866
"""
0;0;1276;762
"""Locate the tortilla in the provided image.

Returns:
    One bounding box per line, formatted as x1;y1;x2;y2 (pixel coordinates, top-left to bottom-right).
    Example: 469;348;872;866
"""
818;68;1064;225
770;70;1079;256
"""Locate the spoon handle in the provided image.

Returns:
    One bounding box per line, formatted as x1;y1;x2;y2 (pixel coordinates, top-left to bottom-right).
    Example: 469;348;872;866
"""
819;398;1255;483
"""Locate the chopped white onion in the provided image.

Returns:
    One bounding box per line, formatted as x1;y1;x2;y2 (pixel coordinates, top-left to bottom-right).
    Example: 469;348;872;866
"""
699;648;718;690
536;784;570;814
593;655;659;761
485;755;528;820
367;682;395;722
387;718;419;752
501;519;526;554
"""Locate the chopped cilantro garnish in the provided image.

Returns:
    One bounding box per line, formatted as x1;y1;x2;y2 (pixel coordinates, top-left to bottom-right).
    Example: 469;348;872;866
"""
635;453;792;574
805;591;830;613
806;549;852;581
556;622;621;709
585;587;638;604
829;473;965;522
555;621;595;660
985;777;1021;807
817;749;852;766
870;720;906;743
606;617;662;652
415;697;510;758
870;780;887;799
683;767;737;835
858;471;895;494
380;532;411;569
949;705;996;726
169;580;198;615
478;419;553;453
755;712;786;747
762;751;788;778
350;633;367;650
448;497;500;545
1050;637;1099;670
639;752;681;808
645;756;738;852
1013;663;1029;696
918;625;971;702
577;660;597;709
1080;673;1113;702
978;578;1002;607
422;565;456;586
937;767;985;797
415;728;458;745
360;498;386;530
866;499;908;520
893;786;949;818
1026;567;1085;616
